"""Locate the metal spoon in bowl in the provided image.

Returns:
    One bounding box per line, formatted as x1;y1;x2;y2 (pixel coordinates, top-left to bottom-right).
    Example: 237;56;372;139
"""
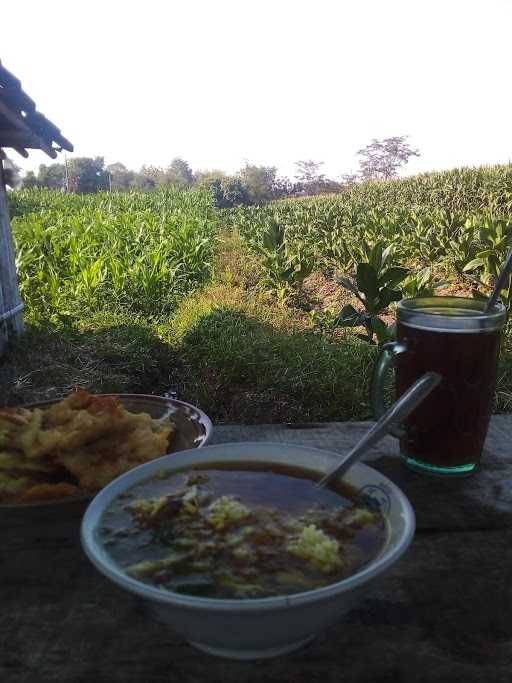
484;248;512;314
316;371;442;489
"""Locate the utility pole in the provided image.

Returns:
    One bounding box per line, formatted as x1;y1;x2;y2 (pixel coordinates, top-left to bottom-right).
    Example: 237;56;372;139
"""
64;153;69;192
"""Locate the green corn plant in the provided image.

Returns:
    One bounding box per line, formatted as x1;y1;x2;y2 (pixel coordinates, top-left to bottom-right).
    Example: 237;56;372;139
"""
404;213;449;267
308;307;341;333
400;267;449;299
11;188;219;320
463;218;512;309
243;215;314;300
335;241;409;344
448;217;479;275
11;163;512;327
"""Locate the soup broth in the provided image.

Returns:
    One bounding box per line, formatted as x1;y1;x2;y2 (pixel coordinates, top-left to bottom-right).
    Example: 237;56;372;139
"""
99;463;387;599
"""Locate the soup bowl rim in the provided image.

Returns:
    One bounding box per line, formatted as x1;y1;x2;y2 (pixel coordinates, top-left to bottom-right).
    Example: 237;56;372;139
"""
81;441;415;612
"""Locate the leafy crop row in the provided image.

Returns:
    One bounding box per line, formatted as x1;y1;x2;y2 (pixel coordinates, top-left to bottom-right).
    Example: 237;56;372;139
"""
10;188;218;322
235;165;512;340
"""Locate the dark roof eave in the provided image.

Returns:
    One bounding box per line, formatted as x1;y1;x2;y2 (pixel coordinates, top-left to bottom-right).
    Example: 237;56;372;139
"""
0;61;73;158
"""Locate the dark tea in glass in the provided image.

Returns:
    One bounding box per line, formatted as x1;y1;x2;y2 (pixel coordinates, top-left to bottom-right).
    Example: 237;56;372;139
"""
372;297;506;476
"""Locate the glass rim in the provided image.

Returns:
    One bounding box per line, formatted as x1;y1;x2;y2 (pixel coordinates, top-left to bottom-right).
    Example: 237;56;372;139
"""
397;296;507;333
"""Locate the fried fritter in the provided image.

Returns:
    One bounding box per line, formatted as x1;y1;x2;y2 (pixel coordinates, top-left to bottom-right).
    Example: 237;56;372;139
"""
0;391;176;504
0;407;32;427
0;451;54;473
54;422;173;491
0;471;33;498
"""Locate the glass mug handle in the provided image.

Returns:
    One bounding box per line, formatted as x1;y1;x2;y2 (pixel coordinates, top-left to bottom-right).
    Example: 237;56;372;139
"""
370;341;407;438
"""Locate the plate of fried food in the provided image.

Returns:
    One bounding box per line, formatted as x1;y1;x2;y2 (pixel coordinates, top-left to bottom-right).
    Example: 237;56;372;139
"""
0;390;213;507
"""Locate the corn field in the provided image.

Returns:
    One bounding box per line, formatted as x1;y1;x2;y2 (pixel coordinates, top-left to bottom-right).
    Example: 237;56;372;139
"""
9;189;218;321
8;164;512;325
234;165;512;306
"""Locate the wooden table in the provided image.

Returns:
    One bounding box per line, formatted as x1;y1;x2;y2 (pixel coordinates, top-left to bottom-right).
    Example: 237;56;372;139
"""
2;418;512;682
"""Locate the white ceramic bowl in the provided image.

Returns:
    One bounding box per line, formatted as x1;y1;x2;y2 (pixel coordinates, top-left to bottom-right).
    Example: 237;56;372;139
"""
81;442;415;660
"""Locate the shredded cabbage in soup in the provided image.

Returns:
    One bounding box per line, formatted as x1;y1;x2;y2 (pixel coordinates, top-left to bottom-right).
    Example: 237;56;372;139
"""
99;466;386;599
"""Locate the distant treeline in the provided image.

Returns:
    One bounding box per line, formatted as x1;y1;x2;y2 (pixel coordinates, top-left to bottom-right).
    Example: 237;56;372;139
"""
21;157;342;207
20;137;421;206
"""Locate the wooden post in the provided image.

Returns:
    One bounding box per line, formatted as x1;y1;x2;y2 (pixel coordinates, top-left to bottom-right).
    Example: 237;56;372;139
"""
0;153;24;356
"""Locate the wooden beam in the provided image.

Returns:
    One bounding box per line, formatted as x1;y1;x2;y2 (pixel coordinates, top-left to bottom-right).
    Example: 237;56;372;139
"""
13;147;29;158
26;111;73;152
0;130;57;158
0;97;31;134
0;103;65;157
0;62;73;155
0;129;39;146
39;143;57;159
0;84;36;115
0;62;22;89
0;101;73;155
0;158;24;355
1;140;29;158
53;133;73;153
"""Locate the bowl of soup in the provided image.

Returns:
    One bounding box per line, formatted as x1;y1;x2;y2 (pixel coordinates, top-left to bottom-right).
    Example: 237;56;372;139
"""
81;442;415;660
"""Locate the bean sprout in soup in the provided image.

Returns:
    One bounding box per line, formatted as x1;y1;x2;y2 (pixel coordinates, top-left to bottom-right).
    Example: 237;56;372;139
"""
99;463;387;599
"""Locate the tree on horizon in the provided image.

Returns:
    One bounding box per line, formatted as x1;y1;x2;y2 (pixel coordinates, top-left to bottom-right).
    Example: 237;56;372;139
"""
356;136;420;181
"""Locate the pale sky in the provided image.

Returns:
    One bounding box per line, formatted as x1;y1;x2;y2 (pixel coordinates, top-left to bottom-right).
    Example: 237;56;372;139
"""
3;0;512;180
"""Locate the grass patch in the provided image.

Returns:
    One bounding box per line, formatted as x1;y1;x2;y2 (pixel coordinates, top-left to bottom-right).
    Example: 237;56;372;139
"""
172;304;375;423
0;296;376;423
0;317;178;406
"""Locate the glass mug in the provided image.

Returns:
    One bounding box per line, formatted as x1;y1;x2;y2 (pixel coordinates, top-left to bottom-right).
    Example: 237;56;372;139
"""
371;297;506;476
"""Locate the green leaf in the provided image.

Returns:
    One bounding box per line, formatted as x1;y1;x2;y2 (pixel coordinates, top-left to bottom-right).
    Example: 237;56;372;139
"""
418;267;432;288
381;243;395;268
369;242;383;272
370;316;388;344
387;322;397;340
379;287;402;309
380;267;409;288
356;263;378;298
335;304;363;327
336;276;359;296
463;258;485;272
488;254;500;278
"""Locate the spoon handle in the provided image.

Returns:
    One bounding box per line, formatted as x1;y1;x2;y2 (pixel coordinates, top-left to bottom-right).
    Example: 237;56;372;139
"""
485;249;512;313
316;371;442;489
